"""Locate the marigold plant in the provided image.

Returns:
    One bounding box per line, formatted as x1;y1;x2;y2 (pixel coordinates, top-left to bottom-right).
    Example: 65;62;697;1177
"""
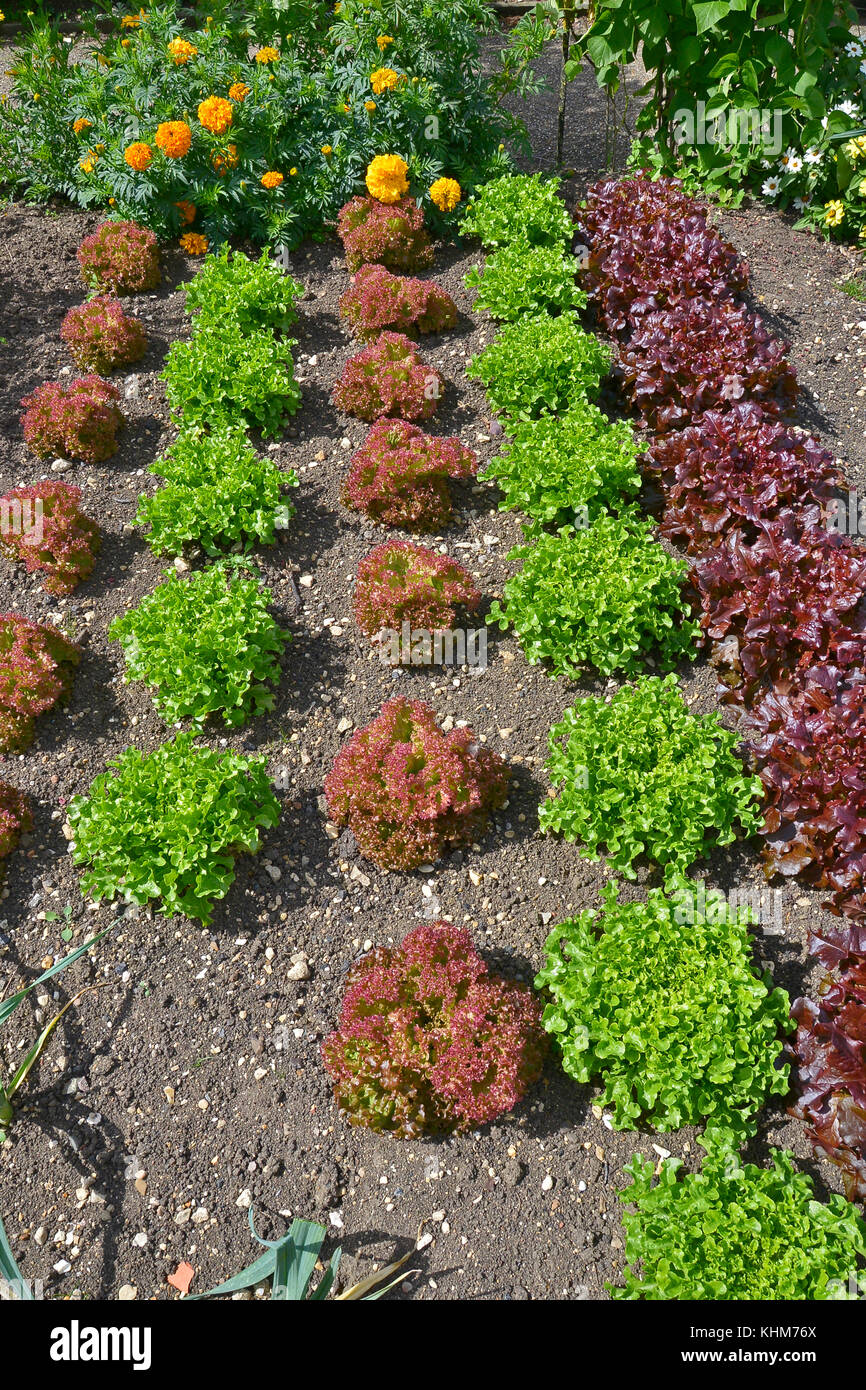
0;612;80;752
340;264;458;340
322;922;547;1138
365;153;410;203
370;68;402;97
77;220;160;293
154;119;192;158
124;141;152;172
334;332;444;422
0;480;101;594
20;375;124;464
341;419;477;530
60;296;147;375
429;177;462;213
197;95;232;134
353;540;480;641
337;195;434;272
324;697;509;869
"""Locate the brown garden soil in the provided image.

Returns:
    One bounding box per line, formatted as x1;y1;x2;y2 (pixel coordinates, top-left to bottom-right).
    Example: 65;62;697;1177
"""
3;38;866;1303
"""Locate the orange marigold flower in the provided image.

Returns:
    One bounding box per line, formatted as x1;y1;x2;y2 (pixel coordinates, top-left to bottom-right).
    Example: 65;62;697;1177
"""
121;38;131;47
370;67;401;95
429;176;462;213
180;232;208;255
212;143;239;176
228;81;249;102
261;170;284;188
167;37;197;65
124;140;152;171
175;199;196;225
254;46;279;63
155;120;191;158
73;117;92;135
197;95;233;135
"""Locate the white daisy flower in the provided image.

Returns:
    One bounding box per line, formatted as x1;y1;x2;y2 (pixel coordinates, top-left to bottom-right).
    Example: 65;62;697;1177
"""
846;40;864;57
787;154;803;173
804;146;823;163
793;194;812;210
779;147;798;167
762;176;781;196
835;99;859;115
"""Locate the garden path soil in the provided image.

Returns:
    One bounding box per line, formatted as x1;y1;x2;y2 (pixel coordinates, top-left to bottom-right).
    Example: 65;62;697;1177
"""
2;37;866;1302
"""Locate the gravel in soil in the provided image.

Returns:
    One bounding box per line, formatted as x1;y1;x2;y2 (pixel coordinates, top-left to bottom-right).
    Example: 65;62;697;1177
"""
1;42;866;1303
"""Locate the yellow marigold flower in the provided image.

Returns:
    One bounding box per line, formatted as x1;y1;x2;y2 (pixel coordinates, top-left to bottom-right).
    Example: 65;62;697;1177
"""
155;120;192;158
370;66;400;96
212;143;238;175
73;117;92;135
365;99;376;112
321;144;333;155
342;102;351;113
290;167;297;176
109;197;115;204
121;37;131;47
79;155;97;173
197;95;233;135
376;35;394;50
124;140;152;171
175;199;196;225
429;176;462;213
825;199;845;226
121;14;140;26
261;170;284;188
32;92;39;100
168;37;197;65
366;153;409;204
180;232;208;255
255;46;279;63
228;81;249;102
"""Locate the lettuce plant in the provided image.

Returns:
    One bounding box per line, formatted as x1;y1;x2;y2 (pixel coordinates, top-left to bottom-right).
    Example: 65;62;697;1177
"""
540;674;763;878
791;933;866;1200
60;296;147;375
136;423;296;556
489;513;699;679
341;419;477;531
482;399;641;528
109;559;288;728
322;921;547;1138
467;313;610;421
577;174;748;336
340;264;458;340
0;781;32;863
0;613;80;752
337;195;434;272
324;697;509;870
694;515;866;707
536;876;790;1136
353;540;480;641
464;243;585;321
333;332;444;422
647;403;844;553
618;297;798;433
77;220;161;294
0;481;101;594
68;733;280;925
20;375;124;463
162;327;301;437
614;1146;866;1300
459;173;573;249
184;246;304;334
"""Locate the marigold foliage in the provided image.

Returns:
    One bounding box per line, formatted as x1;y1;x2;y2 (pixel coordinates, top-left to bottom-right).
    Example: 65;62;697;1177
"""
20;374;124;464
340;264;458;340
136;423;296;556
467;313;611;421
110;559;288;728
77;220;160;293
540;674;763;878
322;922;547;1137
0;481;101;594
0;612;80;753
68;733;280;925
353;540;480;641
337;195;434;272
60;295;147;375
613;1147;866;1300
341;419;476;530
489;513;699;680
482;399;641;529
333;331;444;422
536;876;790;1137
324;697;509;870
